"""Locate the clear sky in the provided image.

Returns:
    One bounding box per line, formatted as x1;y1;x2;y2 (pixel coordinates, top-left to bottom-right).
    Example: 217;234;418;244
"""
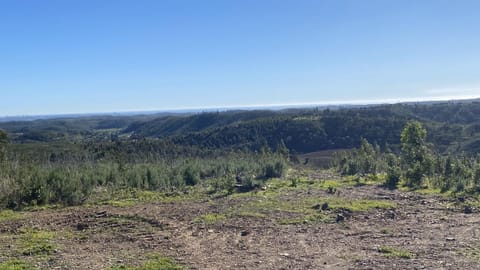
1;0;480;116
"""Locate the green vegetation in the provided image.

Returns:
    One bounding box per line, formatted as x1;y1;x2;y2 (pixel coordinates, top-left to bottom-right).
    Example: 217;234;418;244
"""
91;188;200;207
19;229;56;256
0;130;7;163
229;186;395;224
2;101;480;211
0;150;288;209
400;121;432;188
464;245;480;263
0;259;35;270
3;101;480;154
0;210;22;222
378;246;414;259
335;121;480;196
109;255;186;270
325;198;395;212
193;213;226;225
3;102;480;268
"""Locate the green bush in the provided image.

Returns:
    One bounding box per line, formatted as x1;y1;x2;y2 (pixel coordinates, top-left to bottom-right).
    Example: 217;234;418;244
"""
385;167;401;189
264;160;286;179
183;165;200;186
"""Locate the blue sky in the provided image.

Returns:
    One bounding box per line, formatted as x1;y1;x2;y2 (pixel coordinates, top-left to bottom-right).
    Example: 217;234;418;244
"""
1;0;480;116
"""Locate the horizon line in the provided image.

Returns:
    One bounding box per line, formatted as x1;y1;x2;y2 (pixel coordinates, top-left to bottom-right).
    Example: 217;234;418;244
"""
1;95;479;119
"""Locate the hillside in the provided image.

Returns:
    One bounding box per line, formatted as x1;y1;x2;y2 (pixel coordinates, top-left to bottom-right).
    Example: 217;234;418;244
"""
2;101;480;155
126;101;480;154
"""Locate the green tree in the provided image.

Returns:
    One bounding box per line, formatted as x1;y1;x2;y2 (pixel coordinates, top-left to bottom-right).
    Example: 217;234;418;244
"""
0;130;8;162
357;138;377;175
183;164;200;186
400;121;432;188
385;153;401;189
275;139;290;160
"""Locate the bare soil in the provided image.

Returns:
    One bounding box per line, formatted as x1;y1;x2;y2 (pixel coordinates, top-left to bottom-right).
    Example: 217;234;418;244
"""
1;171;480;269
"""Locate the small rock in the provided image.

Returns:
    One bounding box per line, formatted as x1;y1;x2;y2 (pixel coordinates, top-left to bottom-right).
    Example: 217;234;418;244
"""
321;202;329;211
95;211;107;218
240;231;250;236
336;214;345;223
76;223;88;231
279;253;290;257
208;229;214;233
337;208;352;219
464;205;473;214
384;211;395;219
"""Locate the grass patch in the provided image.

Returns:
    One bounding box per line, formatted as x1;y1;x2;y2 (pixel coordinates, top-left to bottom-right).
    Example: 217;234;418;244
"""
109;255;186;270
0;259;35;270
228;171;395;224
0;210;22;222
326;198;395;212
229;189;395;224
19;229;56;256
238;195;395;214
102;199;137;208
378;246;414;259
269;177;357;192
362;174;387;185
398;179;453;197
193;213;226;225
461;244;480;263
280;174;385;192
91;188;202;207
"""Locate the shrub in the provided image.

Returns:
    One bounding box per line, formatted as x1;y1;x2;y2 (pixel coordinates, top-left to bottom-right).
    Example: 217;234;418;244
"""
183;165;200;186
385;168;401;189
264;160;286;179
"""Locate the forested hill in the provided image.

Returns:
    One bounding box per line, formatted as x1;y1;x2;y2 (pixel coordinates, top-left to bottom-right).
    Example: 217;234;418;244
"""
125;101;480;154
1;100;480;155
124;110;279;137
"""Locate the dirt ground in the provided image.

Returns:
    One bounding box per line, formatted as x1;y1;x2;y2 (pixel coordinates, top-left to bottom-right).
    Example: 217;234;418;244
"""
1;170;480;269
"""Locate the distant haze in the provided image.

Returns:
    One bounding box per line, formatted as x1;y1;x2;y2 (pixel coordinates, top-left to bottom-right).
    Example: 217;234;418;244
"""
1;97;479;122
